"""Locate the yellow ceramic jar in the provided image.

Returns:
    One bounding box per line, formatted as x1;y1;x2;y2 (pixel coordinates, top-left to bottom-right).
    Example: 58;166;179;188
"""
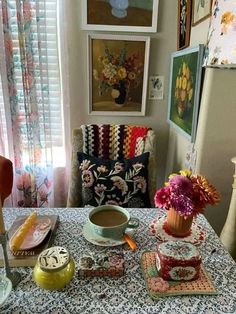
33;246;75;290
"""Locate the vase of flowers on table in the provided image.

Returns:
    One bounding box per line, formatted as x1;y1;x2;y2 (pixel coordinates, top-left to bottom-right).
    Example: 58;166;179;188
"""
93;45;144;106
154;170;220;237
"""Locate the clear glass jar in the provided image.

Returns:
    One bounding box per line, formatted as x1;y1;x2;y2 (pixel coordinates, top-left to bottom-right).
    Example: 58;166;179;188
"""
33;246;75;290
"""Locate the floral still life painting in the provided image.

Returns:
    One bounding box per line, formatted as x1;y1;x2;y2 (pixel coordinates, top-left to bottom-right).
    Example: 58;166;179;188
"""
88;34;150;116
167;45;204;142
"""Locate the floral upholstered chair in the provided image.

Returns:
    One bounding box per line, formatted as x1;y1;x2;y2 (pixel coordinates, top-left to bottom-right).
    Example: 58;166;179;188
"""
67;124;157;208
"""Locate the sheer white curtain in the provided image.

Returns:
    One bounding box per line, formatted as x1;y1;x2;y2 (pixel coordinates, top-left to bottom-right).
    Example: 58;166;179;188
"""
0;0;70;207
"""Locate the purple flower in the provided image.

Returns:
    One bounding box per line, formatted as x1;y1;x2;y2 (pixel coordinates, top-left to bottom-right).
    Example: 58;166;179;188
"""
170;175;193;196
171;194;194;216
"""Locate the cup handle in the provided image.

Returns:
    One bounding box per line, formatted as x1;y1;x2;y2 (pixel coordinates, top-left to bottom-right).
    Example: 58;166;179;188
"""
127;217;139;229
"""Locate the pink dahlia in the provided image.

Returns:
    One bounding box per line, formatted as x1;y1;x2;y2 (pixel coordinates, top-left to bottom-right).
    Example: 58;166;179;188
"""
154;186;171;209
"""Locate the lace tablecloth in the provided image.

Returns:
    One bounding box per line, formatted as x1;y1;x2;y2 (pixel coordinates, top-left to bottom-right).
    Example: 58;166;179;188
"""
1;208;236;314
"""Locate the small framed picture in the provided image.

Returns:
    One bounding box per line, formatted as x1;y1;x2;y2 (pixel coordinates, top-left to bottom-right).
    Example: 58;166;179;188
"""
88;34;150;116
149;75;164;100
167;45;204;142
192;0;212;26
177;0;192;50
82;0;159;33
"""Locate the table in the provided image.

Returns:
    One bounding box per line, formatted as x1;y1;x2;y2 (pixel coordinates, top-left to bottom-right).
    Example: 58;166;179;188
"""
1;208;236;314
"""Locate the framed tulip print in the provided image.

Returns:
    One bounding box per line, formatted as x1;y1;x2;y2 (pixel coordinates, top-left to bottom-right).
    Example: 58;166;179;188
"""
167;45;204;142
82;0;159;32
88;34;150;116
177;0;192;50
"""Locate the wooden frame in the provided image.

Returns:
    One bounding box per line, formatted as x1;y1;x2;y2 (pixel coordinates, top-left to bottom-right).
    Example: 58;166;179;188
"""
167;45;204;142
192;0;212;26
88;34;150;116
82;0;159;33
177;0;192;50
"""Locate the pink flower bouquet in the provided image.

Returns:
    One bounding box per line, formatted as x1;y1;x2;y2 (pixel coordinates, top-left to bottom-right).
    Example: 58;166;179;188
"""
154;170;220;217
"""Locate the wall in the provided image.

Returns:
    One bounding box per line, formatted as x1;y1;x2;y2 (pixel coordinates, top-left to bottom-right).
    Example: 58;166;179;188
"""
166;12;236;235
64;1;235;235
65;0;177;190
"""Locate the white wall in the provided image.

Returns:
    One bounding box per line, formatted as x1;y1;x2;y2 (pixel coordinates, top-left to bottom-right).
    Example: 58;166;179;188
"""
65;0;177;190
195;69;236;234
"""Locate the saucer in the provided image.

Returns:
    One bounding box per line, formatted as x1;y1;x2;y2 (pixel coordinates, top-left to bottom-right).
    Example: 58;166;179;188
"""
0;275;12;307
82;222;136;247
149;215;205;246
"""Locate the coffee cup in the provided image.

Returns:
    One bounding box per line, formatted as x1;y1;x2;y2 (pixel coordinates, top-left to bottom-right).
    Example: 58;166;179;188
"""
88;205;139;239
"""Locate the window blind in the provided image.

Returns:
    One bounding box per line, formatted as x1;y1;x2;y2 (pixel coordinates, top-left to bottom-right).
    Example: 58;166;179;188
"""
0;0;63;152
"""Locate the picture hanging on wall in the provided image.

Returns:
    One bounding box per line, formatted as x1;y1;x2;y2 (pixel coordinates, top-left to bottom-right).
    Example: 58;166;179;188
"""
192;0;212;26
82;0;159;32
88;34;150;116
167;45;204;142
177;0;192;50
203;0;236;67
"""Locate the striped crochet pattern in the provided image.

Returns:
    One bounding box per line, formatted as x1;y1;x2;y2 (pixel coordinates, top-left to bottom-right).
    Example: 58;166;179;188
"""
81;124;151;160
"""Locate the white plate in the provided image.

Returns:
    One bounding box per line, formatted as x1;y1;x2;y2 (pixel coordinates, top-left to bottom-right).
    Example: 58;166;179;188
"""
0;275;12;307
82;221;136;247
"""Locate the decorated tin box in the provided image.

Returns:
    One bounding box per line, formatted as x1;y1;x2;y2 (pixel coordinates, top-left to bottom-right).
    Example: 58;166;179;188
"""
78;252;124;278
156;241;201;281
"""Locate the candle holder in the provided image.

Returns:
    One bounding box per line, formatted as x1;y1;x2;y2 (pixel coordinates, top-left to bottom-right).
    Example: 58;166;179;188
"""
0;232;21;287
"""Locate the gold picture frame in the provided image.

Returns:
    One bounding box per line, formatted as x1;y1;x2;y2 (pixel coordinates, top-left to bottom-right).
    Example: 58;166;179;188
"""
177;0;192;50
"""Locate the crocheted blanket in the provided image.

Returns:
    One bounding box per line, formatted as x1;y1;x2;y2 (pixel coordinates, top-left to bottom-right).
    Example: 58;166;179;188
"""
81;124;151;160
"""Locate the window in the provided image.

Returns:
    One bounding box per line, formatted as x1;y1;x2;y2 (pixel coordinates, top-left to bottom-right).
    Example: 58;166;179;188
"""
0;0;65;166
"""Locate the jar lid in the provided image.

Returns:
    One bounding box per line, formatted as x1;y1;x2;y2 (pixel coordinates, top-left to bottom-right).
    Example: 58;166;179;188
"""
158;241;200;260
38;246;70;272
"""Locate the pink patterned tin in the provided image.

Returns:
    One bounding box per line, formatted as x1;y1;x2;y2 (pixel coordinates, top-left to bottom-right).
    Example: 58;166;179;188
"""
156;241;201;281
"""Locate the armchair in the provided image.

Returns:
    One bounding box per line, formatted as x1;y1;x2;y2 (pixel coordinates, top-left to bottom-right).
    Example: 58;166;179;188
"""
67;124;157;208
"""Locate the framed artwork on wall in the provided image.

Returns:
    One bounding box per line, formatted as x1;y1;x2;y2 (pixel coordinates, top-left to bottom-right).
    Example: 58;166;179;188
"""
203;0;236;67
82;0;159;32
167;45;204;142
88;34;150;116
192;0;212;26
177;0;192;50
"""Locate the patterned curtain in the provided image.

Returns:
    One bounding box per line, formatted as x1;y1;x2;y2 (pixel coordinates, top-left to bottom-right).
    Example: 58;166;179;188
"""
0;0;67;207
